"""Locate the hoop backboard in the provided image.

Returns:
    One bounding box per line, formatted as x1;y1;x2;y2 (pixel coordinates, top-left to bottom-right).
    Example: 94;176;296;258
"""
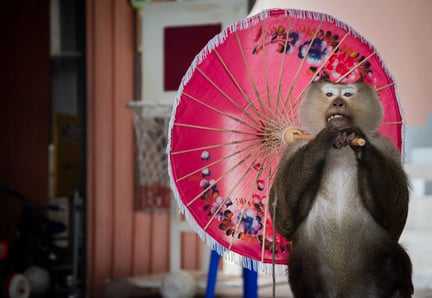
141;0;248;106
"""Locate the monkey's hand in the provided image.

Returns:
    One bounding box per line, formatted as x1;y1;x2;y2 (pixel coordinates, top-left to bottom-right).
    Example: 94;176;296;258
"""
333;127;368;157
314;126;342;151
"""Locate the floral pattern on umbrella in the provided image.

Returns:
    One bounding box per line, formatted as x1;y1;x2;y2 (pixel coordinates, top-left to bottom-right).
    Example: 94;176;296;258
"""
198;150;290;257
253;25;374;84
167;8;403;273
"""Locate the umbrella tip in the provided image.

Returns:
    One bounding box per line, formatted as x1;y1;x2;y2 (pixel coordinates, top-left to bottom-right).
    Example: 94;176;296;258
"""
282;127;303;144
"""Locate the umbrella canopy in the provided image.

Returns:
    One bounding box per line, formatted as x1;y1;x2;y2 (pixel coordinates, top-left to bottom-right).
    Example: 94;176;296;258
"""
167;8;403;273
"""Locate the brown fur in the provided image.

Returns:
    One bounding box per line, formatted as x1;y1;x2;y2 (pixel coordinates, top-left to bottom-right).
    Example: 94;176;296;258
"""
270;81;413;297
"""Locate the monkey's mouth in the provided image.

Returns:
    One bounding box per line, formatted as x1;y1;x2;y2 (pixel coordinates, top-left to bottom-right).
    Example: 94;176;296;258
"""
327;114;347;122
326;114;352;126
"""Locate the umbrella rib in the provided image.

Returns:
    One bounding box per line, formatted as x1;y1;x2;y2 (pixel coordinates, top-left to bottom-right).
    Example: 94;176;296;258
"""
213;49;266;123
228;148;271;251
280;31;351;123
283;20;324;121
171;137;260;155
183;92;262;132
335;51;376;83
262;150;280;296
381;121;402;125
376;82;395;92
195;67;261;127
174;123;258;137
262;18;272;120
271;167;278;295
186;150;257;207
203;145;267;231
203;168;253;231
260;149;277;263
273;17;293;120
235;31;267;117
175;141;262;183
264;150;284;282
174;122;283;142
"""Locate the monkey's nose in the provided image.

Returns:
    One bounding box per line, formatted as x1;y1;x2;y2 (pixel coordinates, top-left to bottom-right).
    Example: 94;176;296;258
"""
332;98;344;108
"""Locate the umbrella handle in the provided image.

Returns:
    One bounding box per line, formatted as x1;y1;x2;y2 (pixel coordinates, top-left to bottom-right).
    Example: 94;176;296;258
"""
283;127;366;147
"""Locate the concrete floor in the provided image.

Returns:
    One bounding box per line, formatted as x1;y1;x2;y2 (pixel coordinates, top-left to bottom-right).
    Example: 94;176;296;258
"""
130;263;432;297
198;198;432;297
128;197;432;297
125;196;432;298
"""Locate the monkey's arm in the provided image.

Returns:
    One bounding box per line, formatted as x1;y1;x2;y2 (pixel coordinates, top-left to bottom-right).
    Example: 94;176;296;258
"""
269;127;337;240
353;134;409;241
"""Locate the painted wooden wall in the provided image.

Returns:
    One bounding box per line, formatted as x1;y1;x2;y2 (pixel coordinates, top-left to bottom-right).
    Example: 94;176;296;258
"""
86;1;202;296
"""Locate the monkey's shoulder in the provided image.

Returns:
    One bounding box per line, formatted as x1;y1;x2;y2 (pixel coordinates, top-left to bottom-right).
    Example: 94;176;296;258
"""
368;133;402;164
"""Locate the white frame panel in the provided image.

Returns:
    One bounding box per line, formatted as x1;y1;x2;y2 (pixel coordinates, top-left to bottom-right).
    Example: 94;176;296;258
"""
141;0;248;106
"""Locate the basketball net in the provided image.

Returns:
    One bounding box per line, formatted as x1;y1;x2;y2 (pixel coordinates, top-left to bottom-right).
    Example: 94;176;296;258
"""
128;103;172;211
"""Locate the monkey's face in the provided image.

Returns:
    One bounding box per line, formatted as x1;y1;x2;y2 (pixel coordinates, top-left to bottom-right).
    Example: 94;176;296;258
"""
298;81;384;135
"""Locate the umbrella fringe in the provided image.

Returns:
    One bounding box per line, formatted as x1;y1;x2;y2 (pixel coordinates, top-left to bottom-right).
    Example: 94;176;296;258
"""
168;159;288;275
223;250;288;276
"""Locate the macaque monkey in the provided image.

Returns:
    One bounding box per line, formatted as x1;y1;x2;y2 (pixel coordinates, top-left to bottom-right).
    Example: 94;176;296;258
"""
270;81;413;297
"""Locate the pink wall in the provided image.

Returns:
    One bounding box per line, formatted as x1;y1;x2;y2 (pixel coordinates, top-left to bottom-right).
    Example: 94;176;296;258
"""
251;0;432;126
86;1;202;296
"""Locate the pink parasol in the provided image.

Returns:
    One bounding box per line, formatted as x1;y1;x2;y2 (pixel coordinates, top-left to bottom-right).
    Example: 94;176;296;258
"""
167;8;403;272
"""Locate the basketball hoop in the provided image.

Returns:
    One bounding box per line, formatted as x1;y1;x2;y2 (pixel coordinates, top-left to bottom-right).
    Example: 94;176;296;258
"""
128;102;172;211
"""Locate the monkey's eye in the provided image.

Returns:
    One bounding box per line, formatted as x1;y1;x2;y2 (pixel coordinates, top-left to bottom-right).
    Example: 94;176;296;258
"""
321;84;338;99
341;86;357;98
